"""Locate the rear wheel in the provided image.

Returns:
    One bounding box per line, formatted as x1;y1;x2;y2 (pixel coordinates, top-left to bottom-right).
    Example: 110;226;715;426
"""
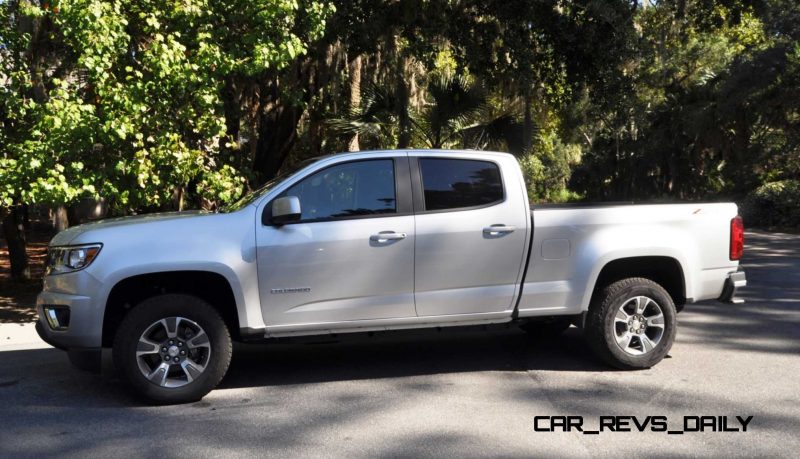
584;278;676;369
113;294;232;404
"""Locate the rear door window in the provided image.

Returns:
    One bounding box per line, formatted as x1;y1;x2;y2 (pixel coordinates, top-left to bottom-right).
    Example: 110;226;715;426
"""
419;158;504;211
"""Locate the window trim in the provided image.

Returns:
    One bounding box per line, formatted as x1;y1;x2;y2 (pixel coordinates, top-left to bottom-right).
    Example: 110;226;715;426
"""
262;157;412;226
410;156;506;214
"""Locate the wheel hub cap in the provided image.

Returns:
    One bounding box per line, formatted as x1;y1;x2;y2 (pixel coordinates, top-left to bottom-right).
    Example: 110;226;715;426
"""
135;317;211;388
614;296;666;356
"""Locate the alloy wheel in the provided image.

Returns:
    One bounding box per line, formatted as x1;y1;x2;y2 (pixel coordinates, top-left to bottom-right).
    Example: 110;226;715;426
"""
135;317;211;388
613;296;665;356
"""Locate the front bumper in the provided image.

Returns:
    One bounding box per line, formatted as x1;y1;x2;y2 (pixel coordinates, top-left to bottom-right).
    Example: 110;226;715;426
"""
718;270;747;304
36;287;104;372
36;289;103;349
35;268;106;354
35;320;65;350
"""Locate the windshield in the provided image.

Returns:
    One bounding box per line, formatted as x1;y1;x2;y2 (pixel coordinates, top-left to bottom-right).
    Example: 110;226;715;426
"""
219;157;326;212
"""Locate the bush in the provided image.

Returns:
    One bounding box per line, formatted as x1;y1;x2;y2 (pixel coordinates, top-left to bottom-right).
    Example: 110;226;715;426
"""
741;180;800;228
519;132;582;203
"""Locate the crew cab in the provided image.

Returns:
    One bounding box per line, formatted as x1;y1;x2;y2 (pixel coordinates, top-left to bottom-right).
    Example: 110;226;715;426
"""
35;150;746;403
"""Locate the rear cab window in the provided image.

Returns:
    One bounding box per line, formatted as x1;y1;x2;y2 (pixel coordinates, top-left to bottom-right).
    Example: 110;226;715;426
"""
418;158;504;211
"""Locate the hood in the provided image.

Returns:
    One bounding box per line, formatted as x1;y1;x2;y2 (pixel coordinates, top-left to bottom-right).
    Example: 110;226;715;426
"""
49;211;209;246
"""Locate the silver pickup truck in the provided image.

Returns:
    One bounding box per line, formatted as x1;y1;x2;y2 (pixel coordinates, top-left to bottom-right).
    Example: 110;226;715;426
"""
35;150;746;403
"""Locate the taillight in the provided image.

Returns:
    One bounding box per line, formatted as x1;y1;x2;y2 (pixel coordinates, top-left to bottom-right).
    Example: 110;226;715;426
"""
730;216;744;261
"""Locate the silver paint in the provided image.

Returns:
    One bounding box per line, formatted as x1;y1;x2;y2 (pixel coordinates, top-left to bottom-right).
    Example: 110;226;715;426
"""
35;149;742;348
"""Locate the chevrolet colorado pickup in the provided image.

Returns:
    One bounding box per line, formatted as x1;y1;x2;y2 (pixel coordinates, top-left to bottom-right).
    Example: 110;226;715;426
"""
35;150;746;403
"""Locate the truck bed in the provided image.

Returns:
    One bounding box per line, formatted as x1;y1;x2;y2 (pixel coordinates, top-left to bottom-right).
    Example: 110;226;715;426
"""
517;202;740;317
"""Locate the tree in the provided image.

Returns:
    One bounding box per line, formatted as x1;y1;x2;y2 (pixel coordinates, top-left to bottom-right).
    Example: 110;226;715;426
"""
0;0;333;276
3;0;800;280
569;0;790;201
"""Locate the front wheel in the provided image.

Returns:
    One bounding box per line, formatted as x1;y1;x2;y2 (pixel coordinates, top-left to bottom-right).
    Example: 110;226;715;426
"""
584;278;677;369
113;294;232;404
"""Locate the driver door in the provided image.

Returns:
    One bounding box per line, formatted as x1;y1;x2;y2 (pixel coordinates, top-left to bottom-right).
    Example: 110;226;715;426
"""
256;156;416;327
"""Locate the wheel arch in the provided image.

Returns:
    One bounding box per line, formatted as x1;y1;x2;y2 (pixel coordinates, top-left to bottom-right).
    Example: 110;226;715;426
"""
102;270;241;347
586;256;686;311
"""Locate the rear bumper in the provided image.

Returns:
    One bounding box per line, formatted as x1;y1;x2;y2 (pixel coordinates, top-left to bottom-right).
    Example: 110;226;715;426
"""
718;270;746;304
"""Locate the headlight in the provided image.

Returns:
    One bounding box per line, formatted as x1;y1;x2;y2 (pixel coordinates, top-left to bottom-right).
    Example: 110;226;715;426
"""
46;244;102;275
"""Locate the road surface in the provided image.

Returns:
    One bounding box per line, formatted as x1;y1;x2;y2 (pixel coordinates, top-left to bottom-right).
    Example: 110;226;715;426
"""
1;230;798;457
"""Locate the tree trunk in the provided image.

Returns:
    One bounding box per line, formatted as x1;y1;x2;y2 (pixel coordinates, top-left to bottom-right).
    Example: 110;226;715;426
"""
221;76;242;168
172;186;185;211
2;207;30;280
252;99;304;182
21;204;30;232
396;55;411;149
53;206;69;231
250;43;341;184
347;55;362;152
732;112;750;193
523;91;533;153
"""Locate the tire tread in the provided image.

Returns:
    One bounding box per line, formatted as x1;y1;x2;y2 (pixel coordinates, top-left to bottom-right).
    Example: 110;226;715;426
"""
584;277;676;370
112;294;232;404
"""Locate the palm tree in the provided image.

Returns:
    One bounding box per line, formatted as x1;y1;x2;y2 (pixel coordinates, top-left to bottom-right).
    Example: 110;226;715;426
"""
410;74;486;149
327;82;402;150
329;74;531;155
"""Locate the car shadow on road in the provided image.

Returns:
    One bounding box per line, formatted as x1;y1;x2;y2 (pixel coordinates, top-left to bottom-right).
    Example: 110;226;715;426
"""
0;326;613;407
3;230;795;408
219;326;612;390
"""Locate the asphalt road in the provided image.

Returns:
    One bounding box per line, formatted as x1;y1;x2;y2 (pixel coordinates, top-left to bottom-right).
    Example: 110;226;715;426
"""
1;230;798;458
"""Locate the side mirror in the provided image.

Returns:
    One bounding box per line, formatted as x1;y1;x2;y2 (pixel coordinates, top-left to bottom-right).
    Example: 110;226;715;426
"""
271;196;302;225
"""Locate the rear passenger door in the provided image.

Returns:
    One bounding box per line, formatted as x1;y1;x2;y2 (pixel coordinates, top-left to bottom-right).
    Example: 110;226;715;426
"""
411;154;529;316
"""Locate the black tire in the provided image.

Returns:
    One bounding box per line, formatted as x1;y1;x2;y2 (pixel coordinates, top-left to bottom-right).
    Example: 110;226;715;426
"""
584;278;677;369
519;317;572;339
113;294;232;404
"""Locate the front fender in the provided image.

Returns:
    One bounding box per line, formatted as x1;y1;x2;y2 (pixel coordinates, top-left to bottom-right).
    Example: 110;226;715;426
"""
95;261;261;332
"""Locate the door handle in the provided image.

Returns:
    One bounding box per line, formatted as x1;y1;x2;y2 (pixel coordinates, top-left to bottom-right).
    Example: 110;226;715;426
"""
370;231;407;243
483;225;516;236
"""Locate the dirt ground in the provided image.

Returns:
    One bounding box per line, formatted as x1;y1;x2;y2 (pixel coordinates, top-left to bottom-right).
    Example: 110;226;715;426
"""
0;223;54;323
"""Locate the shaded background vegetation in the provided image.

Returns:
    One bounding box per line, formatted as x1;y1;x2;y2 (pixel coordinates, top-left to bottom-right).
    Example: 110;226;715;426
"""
1;0;799;278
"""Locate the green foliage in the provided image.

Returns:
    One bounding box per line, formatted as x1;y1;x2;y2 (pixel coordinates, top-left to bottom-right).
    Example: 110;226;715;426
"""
571;0;798;205
741;180;800;227
0;0;332;212
411;75;486;149
520;130;582;203
2;0;798;220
